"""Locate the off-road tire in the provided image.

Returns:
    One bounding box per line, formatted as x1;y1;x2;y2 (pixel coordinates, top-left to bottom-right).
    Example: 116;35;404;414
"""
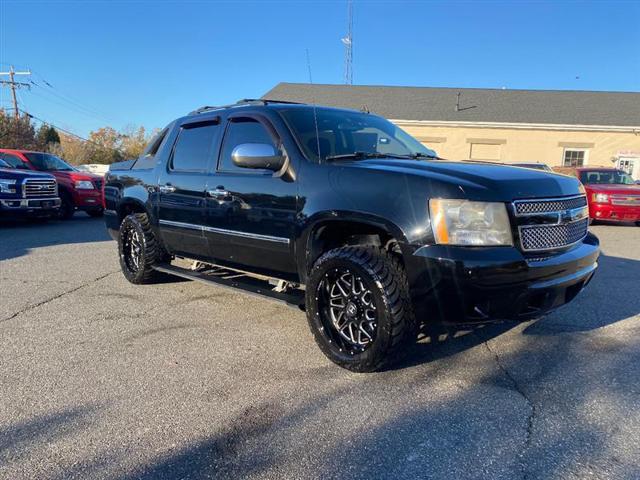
305;246;417;372
118;213;168;284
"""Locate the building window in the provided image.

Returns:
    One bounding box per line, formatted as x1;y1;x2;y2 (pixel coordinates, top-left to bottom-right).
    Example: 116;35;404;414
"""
563;149;587;167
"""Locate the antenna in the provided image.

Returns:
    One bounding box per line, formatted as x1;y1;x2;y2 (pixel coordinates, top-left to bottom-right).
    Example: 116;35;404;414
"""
341;0;353;85
305;49;322;161
305;48;313;84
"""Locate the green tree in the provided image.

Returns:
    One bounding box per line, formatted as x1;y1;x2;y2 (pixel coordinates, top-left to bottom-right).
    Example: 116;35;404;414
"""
0;109;39;150
87;127;124;165
36;124;61;149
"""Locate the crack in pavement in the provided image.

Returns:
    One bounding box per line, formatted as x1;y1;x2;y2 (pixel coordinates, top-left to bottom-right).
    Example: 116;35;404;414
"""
481;337;536;480
0;270;120;324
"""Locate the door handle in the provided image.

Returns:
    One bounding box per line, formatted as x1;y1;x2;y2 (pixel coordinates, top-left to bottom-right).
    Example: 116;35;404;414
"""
207;187;230;198
159;184;176;194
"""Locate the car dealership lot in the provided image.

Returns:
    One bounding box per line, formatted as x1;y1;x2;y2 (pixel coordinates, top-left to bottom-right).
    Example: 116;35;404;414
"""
1;219;639;480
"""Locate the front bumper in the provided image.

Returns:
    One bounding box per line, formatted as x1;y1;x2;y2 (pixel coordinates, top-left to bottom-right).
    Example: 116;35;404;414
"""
407;233;600;324
71;189;104;210
590;203;640;222
0;197;61;216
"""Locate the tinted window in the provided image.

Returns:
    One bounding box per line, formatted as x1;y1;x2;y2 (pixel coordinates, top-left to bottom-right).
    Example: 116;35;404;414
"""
279;107;437;162
219;118;277;172
0;153;30;169
170;123;219;172
24;152;75;171
579;170;635;185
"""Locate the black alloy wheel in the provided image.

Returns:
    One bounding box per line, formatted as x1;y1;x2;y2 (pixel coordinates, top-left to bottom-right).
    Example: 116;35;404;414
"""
317;267;378;354
306;246;416;372
118;213;167;284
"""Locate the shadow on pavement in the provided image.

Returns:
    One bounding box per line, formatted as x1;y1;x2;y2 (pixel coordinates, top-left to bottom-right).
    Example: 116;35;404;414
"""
0;216;111;261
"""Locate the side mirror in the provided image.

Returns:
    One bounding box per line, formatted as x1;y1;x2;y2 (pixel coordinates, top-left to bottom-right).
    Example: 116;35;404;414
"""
231;143;285;171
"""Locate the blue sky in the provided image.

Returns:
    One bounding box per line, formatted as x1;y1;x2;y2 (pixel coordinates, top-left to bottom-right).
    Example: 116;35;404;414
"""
1;0;639;137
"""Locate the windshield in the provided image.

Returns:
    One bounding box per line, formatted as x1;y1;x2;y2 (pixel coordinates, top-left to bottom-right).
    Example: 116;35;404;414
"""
24;152;75;171
579;170;635;185
0;153;31;169
279;107;437;162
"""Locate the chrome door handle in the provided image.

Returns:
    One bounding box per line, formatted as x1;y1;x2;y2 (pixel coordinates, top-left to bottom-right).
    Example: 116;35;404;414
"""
159;184;176;193
207;188;230;198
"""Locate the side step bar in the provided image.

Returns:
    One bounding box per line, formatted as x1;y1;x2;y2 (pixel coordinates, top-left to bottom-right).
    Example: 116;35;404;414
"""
152;263;305;308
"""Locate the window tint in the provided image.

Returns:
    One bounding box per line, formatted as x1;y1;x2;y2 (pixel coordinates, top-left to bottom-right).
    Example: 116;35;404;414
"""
170;123;219;172
0;153;30;169
219;118;277;172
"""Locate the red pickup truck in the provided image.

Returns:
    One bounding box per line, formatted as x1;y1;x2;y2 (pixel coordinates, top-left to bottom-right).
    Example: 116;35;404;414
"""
0;149;104;219
555;166;640;225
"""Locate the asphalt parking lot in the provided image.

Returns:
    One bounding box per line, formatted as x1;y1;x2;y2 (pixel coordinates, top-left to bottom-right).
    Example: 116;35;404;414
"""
1;217;639;480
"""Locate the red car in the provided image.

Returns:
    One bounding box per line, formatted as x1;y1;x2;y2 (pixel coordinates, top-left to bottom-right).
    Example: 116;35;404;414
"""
556;166;640;225
0;149;104;219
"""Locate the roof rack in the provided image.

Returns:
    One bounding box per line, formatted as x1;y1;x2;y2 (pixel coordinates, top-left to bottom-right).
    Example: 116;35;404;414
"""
189;98;304;115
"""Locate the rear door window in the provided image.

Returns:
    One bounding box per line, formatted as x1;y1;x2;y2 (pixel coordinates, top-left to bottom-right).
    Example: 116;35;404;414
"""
170;121;220;172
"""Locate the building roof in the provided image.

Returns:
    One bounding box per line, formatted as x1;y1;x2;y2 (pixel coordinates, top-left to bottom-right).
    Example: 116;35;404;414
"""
263;83;640;127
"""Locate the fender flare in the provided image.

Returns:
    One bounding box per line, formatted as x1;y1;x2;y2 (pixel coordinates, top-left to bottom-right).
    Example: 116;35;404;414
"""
296;210;409;281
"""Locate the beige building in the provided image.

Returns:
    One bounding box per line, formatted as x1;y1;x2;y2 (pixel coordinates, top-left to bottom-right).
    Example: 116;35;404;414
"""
264;83;640;178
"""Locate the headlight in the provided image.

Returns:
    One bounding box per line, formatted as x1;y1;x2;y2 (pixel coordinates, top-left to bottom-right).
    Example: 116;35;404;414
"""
74;180;95;190
429;199;513;246
592;193;609;203
0;178;17;194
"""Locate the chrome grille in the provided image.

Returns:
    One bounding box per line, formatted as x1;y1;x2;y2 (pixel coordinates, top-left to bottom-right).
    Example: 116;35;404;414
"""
610;194;640;206
23;178;57;198
520;218;589;251
514;195;587;216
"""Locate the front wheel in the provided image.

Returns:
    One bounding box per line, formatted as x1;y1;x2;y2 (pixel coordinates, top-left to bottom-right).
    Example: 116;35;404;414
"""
305;246;416;372
87;208;104;218
58;192;75;220
118;213;168;284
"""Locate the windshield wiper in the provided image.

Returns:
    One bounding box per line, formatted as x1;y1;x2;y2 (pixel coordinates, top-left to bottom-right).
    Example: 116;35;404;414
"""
409;152;438;160
324;152;414;162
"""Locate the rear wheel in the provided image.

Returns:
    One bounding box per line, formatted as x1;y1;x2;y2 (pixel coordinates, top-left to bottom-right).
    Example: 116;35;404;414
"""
118;213;168;284
305;246;416;372
636;221;640;227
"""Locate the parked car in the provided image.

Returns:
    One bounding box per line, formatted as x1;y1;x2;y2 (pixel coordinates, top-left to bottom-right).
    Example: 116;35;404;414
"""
104;99;599;372
0;156;61;220
0;149;104;219
554;166;640;225
510;162;552;172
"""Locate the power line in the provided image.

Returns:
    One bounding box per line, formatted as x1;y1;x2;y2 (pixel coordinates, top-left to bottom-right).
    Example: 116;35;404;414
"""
0;66;32;119
18;108;126;155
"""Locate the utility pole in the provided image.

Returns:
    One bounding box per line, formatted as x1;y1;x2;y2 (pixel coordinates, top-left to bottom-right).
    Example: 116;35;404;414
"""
341;0;353;85
0;65;31;118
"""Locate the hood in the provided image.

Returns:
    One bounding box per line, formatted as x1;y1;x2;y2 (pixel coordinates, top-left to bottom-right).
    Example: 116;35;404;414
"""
0;167;56;181
342;159;583;200
584;183;640;194
49;170;102;182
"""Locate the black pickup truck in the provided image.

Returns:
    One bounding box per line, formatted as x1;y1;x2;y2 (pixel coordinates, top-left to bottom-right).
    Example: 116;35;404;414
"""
104;99;599;371
0;157;61;220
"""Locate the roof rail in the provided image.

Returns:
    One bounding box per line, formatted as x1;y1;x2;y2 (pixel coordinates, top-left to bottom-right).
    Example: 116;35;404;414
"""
189;98;304;115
